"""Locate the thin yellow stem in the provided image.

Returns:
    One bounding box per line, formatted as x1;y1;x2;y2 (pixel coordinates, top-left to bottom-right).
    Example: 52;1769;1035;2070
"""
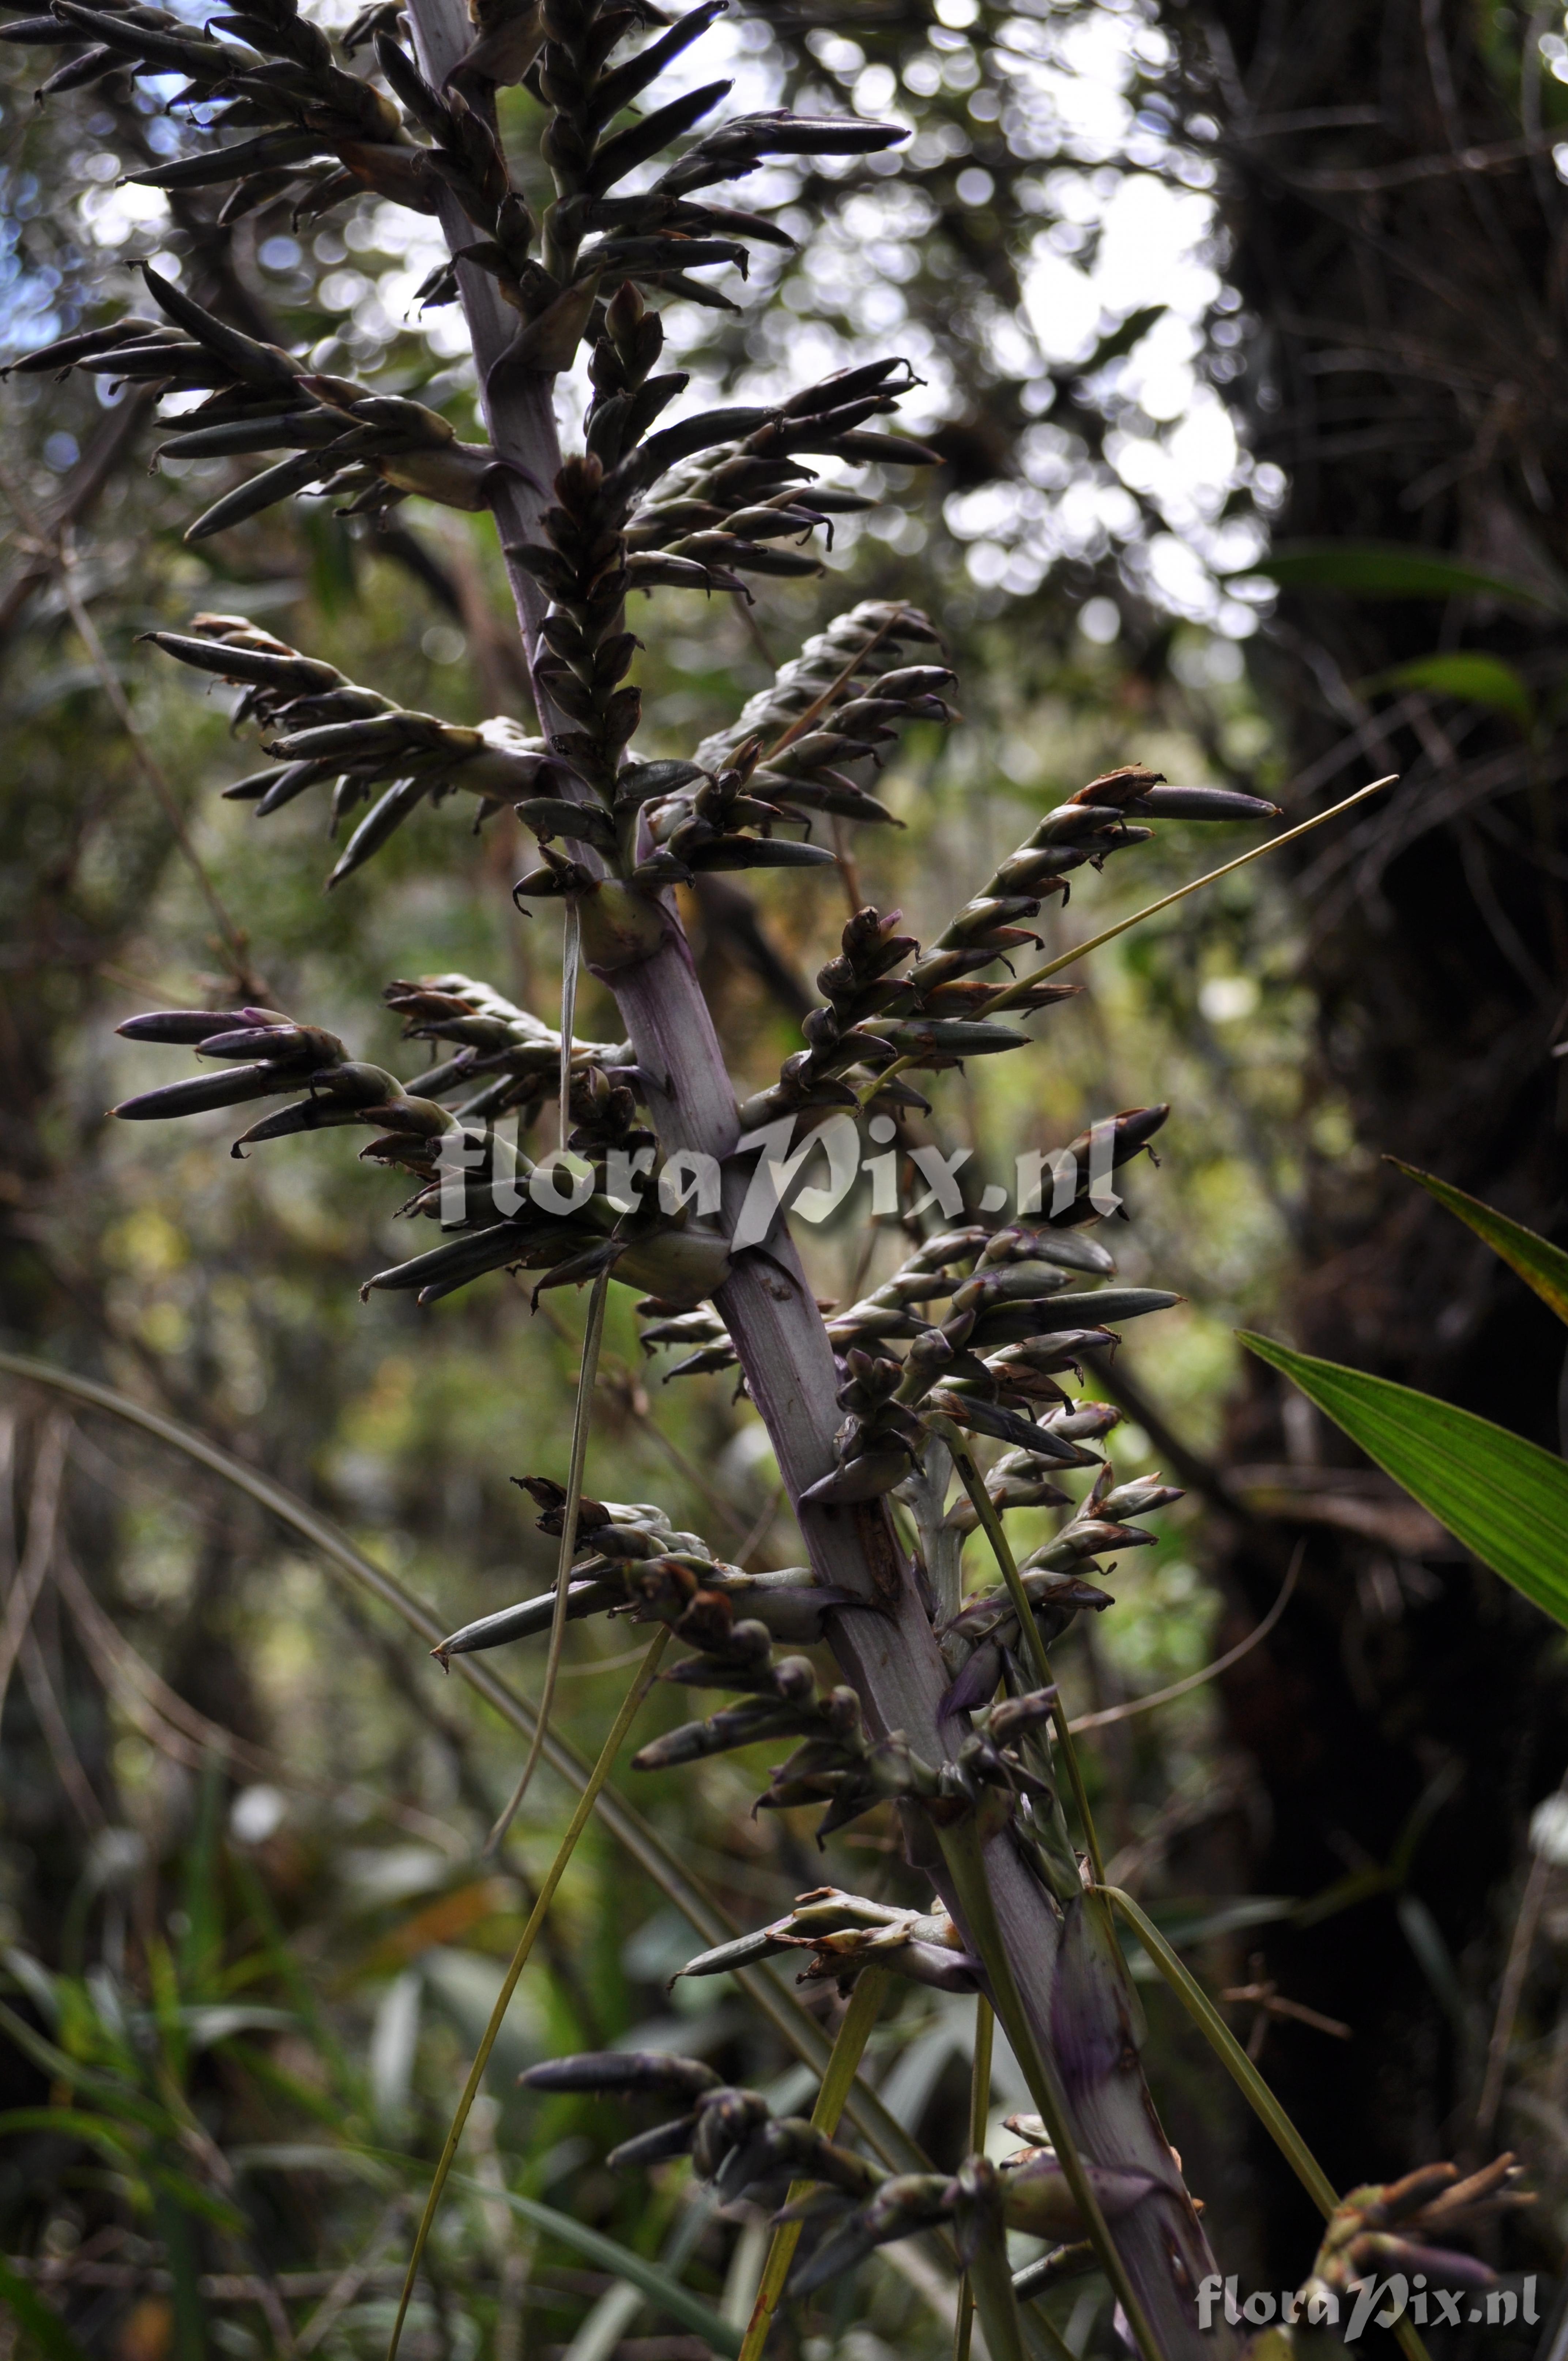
1102;1886;1433;2361
737;1969;889;2361
855;1050;915;1111
936;1835;1162;2361
762;608;904;764
969;1993;994;2153
965;2234;1027;2361
1066;1544;1302;1734
1105;1884;1337;2214
387;1626;671;2361
953;1997;994;2361
941;1427;1105;1887
559;899;581;1157
860;778;1395;1113
934;1444;1184;2361
0;1350;927;2175
982;776;1396;1013
487;1265;610;1852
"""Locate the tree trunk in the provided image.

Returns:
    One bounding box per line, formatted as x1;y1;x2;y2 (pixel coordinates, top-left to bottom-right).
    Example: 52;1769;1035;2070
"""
1175;0;1568;2276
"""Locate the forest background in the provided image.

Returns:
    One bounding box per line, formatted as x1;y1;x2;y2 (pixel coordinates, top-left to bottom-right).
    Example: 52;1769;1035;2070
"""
5;0;1568;2355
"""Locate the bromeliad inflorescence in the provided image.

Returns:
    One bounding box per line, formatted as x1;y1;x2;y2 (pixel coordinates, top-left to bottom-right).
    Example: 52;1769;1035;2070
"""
519;2042;1160;2302
9;0;1492;2346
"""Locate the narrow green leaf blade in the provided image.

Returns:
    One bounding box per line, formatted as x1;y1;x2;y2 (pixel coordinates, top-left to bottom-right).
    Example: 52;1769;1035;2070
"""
452;2180;743;2356
1360;653;1535;730
0;2107;136;2161
1239;1331;1568;1625
1235;539;1568;614
1390;1159;1568;1326
0;1997;166;2132
0;2256;93;2361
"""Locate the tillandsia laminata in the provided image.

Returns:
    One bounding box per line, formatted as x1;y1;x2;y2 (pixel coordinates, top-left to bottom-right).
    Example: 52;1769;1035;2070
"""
431;1477;858;1661
13;0;1485;2343
7;265;516;528
1;0;905;350
518;2042;1161;2301
1295;2157;1532;2315
491;1478;1530;2343
1184;2157;1537;2348
137;617;564;890
437;1462;1096;1910
110;990;733;1307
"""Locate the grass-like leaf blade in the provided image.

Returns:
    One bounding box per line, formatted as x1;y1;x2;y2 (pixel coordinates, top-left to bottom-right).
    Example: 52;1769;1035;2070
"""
1235;539;1568;612
452;2179;743;2356
1239;1332;1568;1626
1390;1160;1568;1326
1359;653;1535;729
0;2256;93;2361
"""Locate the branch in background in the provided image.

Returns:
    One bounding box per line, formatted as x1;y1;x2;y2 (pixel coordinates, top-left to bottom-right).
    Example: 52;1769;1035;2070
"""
0;1412;71;1723
0;388;155;644
1083;1349;1248;1516
0;1348;927;2176
1067;1544;1303;1735
387;1627;672;2361
691;874;814;1020
0;473;259;991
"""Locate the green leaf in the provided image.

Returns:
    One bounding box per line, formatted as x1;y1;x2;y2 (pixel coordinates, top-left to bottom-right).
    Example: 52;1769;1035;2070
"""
1390;1159;1568;1326
452;2179;743;2356
154;2188;206;2361
1236;539;1568;614
0;1998;167;2134
0;2107;136;2162
1239;1332;1568;1626
1104;1887;1339;2221
1140;1897;1297;1948
2;1947;60;2025
145;2162;248;2234
0;2258;93;2361
1359;652;1535;730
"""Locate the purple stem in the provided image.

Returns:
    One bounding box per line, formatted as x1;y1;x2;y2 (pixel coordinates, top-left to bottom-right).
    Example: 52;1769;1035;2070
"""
399;6;1231;2345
